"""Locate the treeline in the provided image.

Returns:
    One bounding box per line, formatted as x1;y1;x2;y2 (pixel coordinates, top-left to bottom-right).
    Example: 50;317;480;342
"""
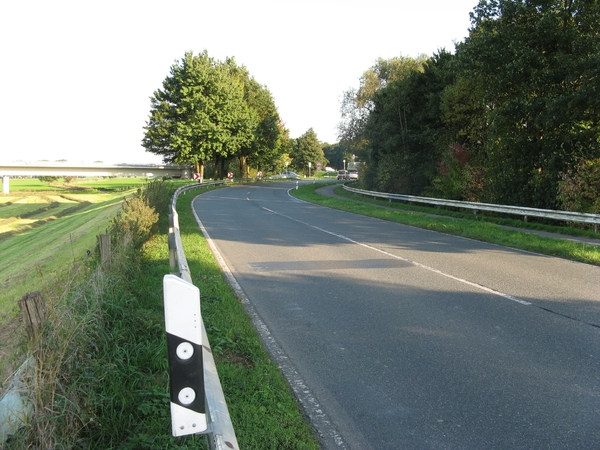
143;52;328;179
338;0;600;211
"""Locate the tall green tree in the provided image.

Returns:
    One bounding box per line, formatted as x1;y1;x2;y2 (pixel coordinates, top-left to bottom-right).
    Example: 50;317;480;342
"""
358;55;450;194
323;142;352;170
142;51;256;180
232;66;284;177
338;56;428;159
290;128;326;175
452;0;600;207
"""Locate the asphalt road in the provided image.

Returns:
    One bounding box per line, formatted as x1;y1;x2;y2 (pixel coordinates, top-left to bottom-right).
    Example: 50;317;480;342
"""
191;181;600;450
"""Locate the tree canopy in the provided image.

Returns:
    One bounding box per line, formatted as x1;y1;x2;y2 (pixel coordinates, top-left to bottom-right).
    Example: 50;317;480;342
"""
143;51;284;180
340;0;600;211
289;128;326;175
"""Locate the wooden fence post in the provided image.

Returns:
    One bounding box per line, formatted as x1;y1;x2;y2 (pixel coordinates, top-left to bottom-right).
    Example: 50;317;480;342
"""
18;291;46;343
99;234;111;265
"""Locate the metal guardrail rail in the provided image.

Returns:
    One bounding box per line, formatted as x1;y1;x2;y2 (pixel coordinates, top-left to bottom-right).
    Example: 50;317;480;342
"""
167;180;239;450
343;184;600;232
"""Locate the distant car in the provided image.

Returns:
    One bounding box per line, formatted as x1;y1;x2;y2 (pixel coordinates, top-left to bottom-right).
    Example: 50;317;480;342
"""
337;170;348;180
348;169;359;180
325;167;336;173
281;171;300;179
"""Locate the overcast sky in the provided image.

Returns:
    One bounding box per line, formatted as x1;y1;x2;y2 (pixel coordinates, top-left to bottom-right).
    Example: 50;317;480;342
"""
1;0;478;164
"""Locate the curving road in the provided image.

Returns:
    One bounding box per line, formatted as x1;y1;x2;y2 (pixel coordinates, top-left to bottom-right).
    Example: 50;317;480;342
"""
191;181;600;450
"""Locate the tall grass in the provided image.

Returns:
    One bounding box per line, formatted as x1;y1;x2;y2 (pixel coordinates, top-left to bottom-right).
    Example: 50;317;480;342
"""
6;181;185;448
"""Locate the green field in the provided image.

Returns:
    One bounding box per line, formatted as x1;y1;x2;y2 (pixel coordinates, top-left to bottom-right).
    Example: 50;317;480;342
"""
7;176;153;192
0;178;156;321
5;179;68;192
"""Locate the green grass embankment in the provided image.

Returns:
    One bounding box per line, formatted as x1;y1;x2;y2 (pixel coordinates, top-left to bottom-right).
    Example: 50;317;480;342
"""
73;185;319;448
0;193;131;321
291;182;600;266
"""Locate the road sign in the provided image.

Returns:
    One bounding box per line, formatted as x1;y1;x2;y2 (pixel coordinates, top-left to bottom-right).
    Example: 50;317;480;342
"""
193;173;201;180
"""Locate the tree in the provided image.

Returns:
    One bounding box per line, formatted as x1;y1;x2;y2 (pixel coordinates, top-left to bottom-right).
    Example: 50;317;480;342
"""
359;54;451;194
230;65;283;177
557;157;600;214
338;56;428;160
142;51;255;180
323;142;352;170
452;0;600;207
289;128;326;175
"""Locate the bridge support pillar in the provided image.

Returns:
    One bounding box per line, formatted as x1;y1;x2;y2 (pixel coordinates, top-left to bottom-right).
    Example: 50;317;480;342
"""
2;176;8;194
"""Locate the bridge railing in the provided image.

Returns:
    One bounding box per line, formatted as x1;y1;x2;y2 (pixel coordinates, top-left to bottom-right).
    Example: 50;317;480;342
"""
166;180;239;450
343;183;600;232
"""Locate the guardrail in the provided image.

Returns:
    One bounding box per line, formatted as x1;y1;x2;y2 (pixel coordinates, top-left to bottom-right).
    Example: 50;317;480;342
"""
166;180;239;450
343;184;600;233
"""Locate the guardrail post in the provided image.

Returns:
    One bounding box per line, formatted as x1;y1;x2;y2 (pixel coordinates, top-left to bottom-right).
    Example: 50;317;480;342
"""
168;213;176;271
163;274;207;436
168;231;176;271
167;181;239;449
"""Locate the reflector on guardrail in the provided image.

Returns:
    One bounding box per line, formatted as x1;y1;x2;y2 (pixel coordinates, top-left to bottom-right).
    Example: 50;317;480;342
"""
163;274;207;436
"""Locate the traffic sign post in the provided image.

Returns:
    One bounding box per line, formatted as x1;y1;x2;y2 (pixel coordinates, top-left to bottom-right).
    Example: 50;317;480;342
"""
163;274;207;436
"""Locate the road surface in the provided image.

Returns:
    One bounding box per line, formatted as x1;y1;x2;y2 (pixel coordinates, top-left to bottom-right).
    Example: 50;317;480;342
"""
191;181;600;449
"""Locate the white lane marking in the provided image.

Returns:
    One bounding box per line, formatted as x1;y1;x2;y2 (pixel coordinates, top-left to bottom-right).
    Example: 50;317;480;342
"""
262;206;532;306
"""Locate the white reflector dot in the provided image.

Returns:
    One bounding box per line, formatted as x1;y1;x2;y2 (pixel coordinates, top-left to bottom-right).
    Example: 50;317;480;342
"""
178;387;196;405
176;342;194;360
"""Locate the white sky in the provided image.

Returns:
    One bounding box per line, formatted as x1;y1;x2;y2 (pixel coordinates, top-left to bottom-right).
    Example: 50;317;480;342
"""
0;0;478;164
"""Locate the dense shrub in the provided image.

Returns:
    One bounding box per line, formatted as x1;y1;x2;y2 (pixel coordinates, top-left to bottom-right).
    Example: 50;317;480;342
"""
38;176;59;183
107;181;173;250
427;143;483;201
557;158;600;214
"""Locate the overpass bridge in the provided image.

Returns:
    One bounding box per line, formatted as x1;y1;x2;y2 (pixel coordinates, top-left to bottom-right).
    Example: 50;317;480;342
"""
1;162;192;193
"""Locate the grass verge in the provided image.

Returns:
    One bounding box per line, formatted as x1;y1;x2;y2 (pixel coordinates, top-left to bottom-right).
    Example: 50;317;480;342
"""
6;181;319;449
291;182;600;266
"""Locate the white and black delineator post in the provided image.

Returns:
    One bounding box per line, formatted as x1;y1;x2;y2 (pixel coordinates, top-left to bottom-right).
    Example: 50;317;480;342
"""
163;274;208;436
